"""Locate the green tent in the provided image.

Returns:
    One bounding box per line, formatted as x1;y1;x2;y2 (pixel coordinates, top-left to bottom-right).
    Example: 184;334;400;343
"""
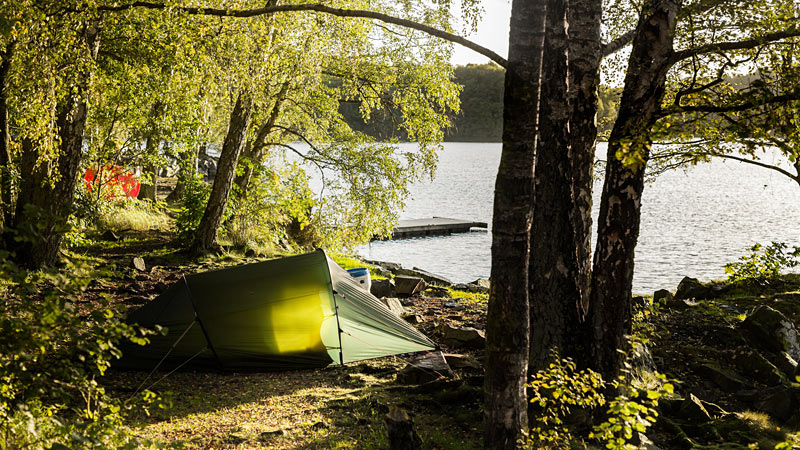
117;250;435;371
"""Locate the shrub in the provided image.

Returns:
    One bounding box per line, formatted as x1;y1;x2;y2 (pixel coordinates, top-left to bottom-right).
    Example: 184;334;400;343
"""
724;242;800;285
523;354;673;450
175;172;212;243
0;250;163;449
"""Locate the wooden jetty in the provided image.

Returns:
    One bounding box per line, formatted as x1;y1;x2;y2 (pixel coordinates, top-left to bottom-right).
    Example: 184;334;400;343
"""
383;217;488;240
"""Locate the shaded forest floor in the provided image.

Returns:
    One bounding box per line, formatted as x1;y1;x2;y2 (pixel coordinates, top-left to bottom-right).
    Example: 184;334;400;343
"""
72;229;800;449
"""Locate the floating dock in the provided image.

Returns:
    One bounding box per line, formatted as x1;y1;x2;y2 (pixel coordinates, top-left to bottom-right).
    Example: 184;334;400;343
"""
383;217;488;240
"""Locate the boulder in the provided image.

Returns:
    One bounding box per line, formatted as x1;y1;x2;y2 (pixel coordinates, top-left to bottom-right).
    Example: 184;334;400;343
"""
396;267;452;286
370;279;395;298
132;257;147;272
244;248;256;258
755;385;797;421
665;298;695;311
674;277;712;300
395;351;453;385
438;324;486;349
774;351;798;378
739;305;800;361
444;353;482;370
653;289;673;303
679;394;712;422
697;364;750;392
731;348;784;386
381;298;406;317
394;275;426;296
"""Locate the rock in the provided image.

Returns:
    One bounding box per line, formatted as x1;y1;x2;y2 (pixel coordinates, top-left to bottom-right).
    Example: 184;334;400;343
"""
653;289;673;303
370;279;395;298
471;278;490;291
100;229;120;242
665;298;695;310
630;342;656;374
364;259;403;273
774;351;798;378
739;305;800;361
244;249;256;258
731;348;784;386
444;353;482;370
395;351;453;385
381;298;406;316
132;257;147;272
632;296;650;311
453;281;489;294
438;324;486;349
384;406;423;450
402;313;424;324
424;286;450;297
443;301;466;311
697;364;750;392
258;429;287;441
679;394;712;422
395;267;452;286
755;385;797;421
674;277;716;300
394;275;425;296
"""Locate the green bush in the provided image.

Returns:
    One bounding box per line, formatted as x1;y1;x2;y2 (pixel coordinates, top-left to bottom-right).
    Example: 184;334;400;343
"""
175;172;212;243
724;242;800;284
0;250;164;449
523;355;673;450
225;164;316;252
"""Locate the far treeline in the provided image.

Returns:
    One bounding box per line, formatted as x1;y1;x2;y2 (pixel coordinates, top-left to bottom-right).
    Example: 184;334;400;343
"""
340;63;621;142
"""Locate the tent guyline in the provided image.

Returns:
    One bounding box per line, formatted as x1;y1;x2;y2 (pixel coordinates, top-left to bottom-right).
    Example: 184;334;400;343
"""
117;250;436;373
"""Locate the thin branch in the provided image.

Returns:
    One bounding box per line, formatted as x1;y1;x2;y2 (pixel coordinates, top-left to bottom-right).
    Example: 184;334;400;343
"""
92;2;508;67
711;152;800;181
671;28;800;63
661;89;800;115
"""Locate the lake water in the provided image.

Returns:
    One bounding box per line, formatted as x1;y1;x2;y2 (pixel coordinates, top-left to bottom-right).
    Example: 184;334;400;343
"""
356;142;800;294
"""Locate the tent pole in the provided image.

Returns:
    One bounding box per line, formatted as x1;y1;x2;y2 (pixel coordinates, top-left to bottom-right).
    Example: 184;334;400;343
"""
332;291;344;366
183;276;224;371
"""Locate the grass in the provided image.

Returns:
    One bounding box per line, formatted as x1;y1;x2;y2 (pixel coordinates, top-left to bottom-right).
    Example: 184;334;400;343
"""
330;254;387;280
447;288;488;304
114;359;481;449
99;201;172;232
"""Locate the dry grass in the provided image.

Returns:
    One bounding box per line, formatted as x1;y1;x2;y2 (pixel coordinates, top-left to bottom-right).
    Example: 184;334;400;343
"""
99;203;172;232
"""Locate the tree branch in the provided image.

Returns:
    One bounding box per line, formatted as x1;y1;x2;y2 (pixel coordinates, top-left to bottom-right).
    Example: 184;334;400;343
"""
601;29;636;57
711;152;800;181
94;2;508;67
662;89;800;115
670;28;800;63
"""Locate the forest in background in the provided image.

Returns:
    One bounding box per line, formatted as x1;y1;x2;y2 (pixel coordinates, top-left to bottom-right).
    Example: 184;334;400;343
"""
340;63;621;142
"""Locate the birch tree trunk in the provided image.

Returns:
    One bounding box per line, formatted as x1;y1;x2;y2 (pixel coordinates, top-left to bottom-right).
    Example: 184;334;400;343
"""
589;0;681;380
484;0;548;447
528;0;587;373
12;24;100;268
192;93;253;253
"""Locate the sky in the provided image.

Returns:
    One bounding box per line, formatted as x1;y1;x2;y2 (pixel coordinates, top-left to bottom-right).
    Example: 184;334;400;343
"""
450;0;512;66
